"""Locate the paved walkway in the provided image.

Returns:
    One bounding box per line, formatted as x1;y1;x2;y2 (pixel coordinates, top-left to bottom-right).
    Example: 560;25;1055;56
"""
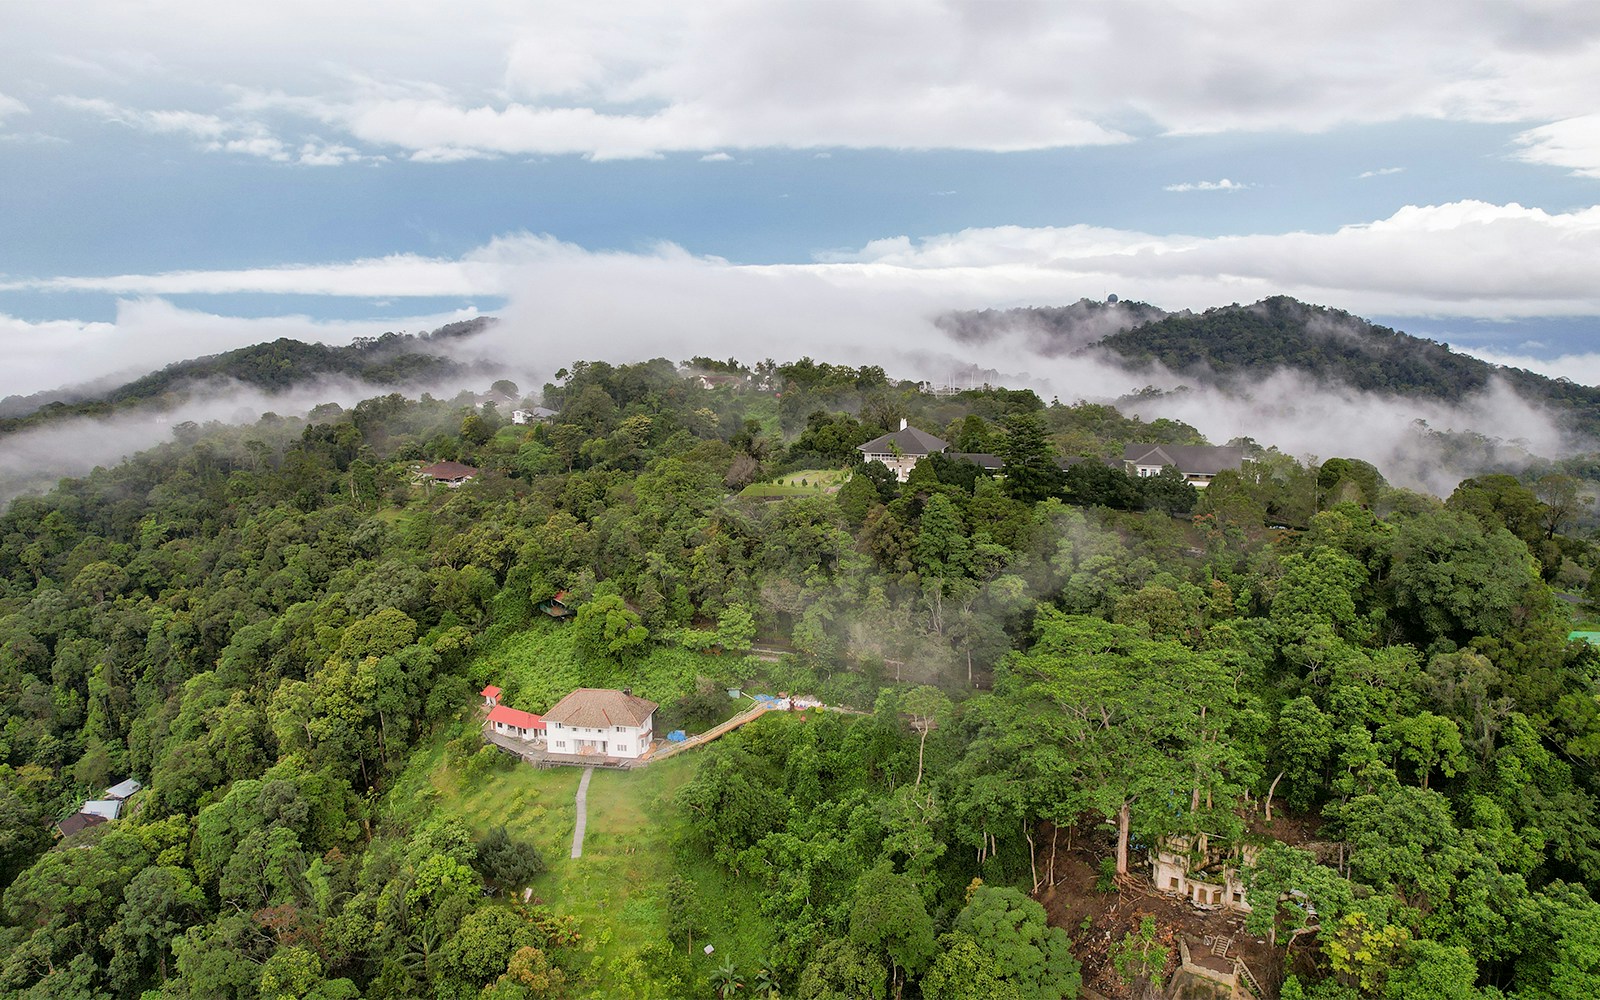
570;767;594;859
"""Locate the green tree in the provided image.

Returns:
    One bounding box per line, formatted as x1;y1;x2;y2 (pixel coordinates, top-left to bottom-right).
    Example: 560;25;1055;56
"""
849;863;937;993
105;864;207;988
571;594;649;667
716;603;758;654
1387;510;1545;643
473;826;546;894
1109;916;1170;995
798;939;887;1000
997;412;1063;503
937;886;1080;999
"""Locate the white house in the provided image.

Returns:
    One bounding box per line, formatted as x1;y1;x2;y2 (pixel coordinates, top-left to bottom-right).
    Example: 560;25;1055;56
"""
1123;444;1245;488
857;420;950;482
481;685;502;708
511;406;557;425
543;688;658;760
487;704;544;741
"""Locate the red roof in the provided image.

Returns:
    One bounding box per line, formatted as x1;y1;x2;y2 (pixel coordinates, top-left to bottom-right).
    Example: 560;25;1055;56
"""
487;705;544;730
480;685;502;698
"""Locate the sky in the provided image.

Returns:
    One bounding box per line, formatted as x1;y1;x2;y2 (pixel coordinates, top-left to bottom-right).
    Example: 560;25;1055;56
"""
3;1;1600;399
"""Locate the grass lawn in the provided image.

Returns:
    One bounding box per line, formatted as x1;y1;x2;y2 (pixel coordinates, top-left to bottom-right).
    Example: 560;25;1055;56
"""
402;723;777;998
739;467;847;498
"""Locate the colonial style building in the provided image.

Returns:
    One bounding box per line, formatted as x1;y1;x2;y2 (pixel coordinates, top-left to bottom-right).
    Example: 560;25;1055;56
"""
1123;444;1246;488
543;688;658;760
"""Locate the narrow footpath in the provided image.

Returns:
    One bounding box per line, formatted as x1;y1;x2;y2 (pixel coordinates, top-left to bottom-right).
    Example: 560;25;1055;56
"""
570;767;593;859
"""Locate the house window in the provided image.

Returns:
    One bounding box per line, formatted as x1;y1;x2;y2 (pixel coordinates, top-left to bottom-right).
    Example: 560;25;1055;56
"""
616;744;628;752
615;726;626;732
554;741;566;749
1169;877;1179;890
1232;891;1243;903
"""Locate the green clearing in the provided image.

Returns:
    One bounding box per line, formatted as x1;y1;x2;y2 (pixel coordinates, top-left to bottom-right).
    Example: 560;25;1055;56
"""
398;723;776;998
738;467;848;497
476;622;754;715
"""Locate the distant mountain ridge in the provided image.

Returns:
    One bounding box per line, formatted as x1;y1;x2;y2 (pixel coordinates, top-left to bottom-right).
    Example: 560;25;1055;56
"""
0;316;494;435
943;296;1600;439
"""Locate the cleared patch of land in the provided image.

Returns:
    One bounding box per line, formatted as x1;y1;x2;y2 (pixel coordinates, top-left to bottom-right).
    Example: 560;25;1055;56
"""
739;467;847;497
396;725;776;998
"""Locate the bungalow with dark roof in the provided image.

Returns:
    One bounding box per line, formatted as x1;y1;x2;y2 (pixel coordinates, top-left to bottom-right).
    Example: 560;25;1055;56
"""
56;812;107;838
857;420;951;482
544;688;658;760
1123;444;1245;488
417;460;479;486
512;406;558;425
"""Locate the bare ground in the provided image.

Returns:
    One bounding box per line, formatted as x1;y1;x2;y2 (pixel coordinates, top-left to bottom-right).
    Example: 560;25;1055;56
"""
1034;822;1286;999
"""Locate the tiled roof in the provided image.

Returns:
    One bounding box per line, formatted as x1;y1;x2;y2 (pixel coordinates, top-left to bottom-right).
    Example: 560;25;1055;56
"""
57;812;107;837
544;688;658;729
487;705;544;730
949;451;1003;469
480;685;502;698
858;425;949;457
1123;443;1245;475
419;461;480;480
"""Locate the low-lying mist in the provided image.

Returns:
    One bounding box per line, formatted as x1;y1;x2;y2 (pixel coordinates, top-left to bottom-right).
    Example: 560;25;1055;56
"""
1;244;1586;503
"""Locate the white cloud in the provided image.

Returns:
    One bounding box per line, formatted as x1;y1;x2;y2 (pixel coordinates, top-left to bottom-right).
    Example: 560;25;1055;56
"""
1457;345;1600;384
12;3;1600;161
1513;114;1600;178
0;92;29;121
0;132;66;145
11;200;1600;322
827;201;1600;319
699;151;732;162
56;95;377;165
1358;166;1405;178
1163;178;1248;192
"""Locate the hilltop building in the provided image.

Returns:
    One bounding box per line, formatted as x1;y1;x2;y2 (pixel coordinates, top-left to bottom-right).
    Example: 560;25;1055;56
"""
544;688;658;760
1123;444;1245;487
417;461;479;486
857;420;952;481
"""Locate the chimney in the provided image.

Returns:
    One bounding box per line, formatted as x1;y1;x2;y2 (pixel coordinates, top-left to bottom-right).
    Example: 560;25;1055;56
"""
900;417;908;430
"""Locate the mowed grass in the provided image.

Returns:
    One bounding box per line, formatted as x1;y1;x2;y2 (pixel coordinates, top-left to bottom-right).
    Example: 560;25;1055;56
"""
403;724;776;997
739;467;848;497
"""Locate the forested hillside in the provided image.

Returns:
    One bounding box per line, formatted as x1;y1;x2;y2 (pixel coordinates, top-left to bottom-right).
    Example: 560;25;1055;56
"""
949;296;1600;441
0;317;493;436
0;356;1598;999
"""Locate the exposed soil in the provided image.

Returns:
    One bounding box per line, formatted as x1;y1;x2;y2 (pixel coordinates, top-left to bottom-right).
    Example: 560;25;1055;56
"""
1034;822;1286;1000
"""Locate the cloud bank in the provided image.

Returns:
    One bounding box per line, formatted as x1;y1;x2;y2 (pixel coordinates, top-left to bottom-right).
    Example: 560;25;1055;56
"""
7;2;1600;166
16;199;1597;322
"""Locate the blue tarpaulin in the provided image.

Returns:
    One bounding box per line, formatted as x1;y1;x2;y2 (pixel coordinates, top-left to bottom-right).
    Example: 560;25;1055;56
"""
667;730;688;742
